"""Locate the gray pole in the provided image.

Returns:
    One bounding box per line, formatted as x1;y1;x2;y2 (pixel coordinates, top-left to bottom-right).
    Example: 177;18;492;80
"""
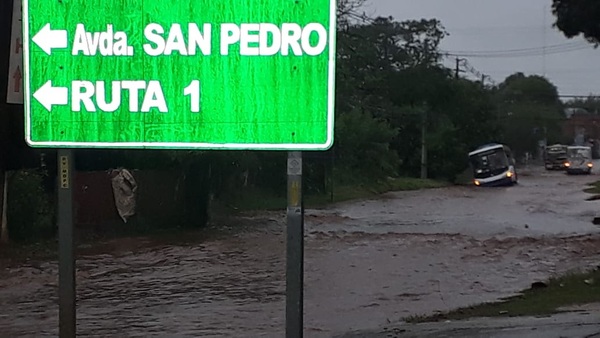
330;149;334;202
455;58;460;79
286;151;304;338
58;149;75;338
421;110;428;179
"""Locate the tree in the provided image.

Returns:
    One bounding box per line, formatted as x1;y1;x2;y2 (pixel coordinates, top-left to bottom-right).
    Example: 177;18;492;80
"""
426;79;501;180
552;0;600;45
388;65;455;178
334;108;399;181
564;96;600;114
494;73;565;157
333;16;446;181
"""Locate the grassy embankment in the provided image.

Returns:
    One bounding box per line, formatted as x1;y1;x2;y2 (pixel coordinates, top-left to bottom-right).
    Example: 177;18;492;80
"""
584;179;600;196
221;177;448;211
406;269;600;323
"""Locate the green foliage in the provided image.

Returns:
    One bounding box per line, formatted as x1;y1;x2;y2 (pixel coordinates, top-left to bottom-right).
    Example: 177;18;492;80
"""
564;96;600;114
59;5;575;219
448;79;502;147
389;105;423;176
494;73;565;157
334;107;400;182
584;180;600;194
552;0;600;45
7;169;55;242
223;176;447;211
407;268;600;323
85;13;570;204
426;117;468;181
388;68;500;180
497;73;561;104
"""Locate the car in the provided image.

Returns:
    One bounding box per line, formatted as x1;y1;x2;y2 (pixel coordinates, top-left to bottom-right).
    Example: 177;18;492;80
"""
564;146;593;175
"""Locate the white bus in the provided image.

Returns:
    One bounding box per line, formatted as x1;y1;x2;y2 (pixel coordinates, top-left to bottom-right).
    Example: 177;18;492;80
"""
468;143;518;187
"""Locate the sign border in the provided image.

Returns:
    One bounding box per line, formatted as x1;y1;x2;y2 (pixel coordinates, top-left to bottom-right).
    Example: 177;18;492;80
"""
22;0;336;151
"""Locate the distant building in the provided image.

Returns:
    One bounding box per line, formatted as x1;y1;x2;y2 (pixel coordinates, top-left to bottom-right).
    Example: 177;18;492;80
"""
562;108;600;157
564;107;589;119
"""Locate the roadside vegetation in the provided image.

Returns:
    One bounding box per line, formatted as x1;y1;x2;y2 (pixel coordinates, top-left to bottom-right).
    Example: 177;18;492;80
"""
584;180;600;194
406;268;600;323
222;177;448;211
582;180;600;202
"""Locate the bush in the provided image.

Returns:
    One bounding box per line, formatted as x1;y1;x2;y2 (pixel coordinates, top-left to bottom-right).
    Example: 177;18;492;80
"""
334;108;400;182
7;169;55;242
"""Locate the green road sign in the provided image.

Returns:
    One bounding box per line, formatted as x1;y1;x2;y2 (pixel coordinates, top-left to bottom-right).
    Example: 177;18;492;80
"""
23;0;336;150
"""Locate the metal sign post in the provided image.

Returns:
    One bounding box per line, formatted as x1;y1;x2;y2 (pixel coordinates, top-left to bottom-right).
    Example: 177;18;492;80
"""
58;149;75;338
286;151;304;338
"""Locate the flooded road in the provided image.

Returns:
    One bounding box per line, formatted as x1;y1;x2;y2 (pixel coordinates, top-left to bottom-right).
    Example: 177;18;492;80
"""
308;166;600;238
2;165;600;337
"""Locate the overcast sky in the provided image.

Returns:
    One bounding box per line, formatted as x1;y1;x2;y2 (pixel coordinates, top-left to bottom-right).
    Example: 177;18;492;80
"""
366;0;600;98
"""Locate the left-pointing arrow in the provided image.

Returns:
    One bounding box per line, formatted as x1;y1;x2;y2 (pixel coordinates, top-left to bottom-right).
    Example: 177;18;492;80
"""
33;80;69;111
32;23;68;55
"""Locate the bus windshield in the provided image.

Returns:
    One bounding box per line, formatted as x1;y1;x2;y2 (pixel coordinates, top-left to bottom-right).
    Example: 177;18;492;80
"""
470;149;509;178
567;147;591;159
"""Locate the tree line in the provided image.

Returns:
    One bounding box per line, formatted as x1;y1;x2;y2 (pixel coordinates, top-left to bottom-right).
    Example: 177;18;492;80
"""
83;0;576;193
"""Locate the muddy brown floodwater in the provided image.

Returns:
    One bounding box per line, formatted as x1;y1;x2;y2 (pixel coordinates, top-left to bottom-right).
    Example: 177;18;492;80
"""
2;165;600;337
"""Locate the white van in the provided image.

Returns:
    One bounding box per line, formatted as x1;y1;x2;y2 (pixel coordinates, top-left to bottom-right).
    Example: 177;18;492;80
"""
565;146;593;174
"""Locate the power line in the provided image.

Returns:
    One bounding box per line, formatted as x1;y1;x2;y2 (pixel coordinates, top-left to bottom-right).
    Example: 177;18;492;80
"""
484;68;600;74
340;10;600;92
344;11;593;59
442;42;591;58
559;95;600;98
343;9;596;59
445;42;584;54
444;47;589;58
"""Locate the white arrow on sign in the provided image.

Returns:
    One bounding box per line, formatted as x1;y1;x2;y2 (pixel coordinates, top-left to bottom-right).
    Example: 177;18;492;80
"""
32;23;68;55
33;80;69;111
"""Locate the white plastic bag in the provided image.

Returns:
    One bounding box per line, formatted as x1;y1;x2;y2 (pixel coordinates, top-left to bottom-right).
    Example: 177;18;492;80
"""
109;168;138;223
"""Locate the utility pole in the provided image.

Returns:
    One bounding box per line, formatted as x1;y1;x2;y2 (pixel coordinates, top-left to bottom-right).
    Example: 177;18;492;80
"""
420;108;428;179
455;58;465;79
543;5;547;76
481;74;492;87
455;58;460;79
